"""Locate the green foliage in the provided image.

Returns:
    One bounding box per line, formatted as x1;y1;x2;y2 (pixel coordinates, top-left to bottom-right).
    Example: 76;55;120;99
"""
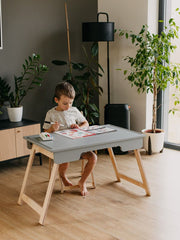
118;9;180;132
0;53;48;108
169;82;180;114
0;77;11;106
52;43;103;125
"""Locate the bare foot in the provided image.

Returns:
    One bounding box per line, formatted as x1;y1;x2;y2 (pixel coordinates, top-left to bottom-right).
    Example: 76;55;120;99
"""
78;181;88;196
61;175;73;186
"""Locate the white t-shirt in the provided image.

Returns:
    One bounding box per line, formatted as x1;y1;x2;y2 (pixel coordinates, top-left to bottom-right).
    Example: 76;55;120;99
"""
43;106;86;131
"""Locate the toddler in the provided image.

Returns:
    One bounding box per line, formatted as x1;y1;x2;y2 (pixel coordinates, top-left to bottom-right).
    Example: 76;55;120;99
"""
43;82;97;196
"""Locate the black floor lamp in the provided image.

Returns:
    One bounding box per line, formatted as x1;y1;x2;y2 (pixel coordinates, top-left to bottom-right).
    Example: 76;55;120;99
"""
82;12;114;105
82;15;130;155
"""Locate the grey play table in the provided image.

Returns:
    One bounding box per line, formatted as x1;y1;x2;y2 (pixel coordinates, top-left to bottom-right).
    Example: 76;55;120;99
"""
18;124;150;225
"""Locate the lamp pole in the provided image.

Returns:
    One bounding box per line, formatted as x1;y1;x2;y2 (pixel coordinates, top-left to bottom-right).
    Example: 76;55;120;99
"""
64;1;72;74
97;12;110;104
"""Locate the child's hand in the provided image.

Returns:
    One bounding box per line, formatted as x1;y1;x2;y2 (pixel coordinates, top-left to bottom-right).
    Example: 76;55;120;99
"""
70;124;79;129
51;121;60;132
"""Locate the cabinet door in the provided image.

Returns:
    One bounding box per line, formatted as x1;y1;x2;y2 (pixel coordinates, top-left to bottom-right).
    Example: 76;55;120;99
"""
0;129;16;161
15;124;40;157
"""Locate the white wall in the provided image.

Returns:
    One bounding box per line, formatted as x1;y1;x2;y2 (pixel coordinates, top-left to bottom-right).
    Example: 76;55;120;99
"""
98;0;159;131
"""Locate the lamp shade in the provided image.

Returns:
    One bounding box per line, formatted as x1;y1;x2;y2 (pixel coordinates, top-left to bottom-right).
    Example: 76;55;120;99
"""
82;22;114;42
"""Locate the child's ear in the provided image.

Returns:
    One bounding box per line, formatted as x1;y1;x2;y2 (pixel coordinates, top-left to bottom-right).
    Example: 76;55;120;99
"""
54;97;59;103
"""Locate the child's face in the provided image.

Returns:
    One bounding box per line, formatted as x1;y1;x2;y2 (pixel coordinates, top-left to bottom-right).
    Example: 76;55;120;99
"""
55;95;74;111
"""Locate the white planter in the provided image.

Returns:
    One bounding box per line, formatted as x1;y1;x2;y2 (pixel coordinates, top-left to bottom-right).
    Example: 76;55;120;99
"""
7;106;23;122
142;129;164;154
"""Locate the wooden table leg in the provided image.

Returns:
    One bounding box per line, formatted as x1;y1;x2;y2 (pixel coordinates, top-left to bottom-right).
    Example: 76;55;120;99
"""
108;148;121;182
18;144;59;225
108;147;151;196
39;163;59;225
18;145;36;205
134;149;151;196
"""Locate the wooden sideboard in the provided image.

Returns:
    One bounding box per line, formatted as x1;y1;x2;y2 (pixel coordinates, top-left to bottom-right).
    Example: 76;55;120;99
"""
0;119;41;162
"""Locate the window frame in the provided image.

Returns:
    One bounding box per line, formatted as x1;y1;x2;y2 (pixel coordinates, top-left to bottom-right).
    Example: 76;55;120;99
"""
158;0;180;150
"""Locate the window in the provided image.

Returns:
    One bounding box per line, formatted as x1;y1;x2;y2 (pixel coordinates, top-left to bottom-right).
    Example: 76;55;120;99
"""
161;0;180;150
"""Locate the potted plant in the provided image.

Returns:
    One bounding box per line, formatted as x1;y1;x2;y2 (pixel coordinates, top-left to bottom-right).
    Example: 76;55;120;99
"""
118;9;180;154
52;43;104;125
0;53;48;122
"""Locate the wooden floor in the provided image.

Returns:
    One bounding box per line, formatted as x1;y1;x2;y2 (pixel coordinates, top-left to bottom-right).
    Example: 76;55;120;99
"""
0;148;180;240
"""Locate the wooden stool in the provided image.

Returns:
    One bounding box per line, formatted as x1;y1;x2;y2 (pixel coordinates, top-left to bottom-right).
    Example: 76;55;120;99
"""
48;158;96;193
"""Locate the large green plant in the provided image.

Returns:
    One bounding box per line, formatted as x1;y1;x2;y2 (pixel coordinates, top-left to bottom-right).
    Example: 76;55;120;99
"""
0;53;48;108
52;43;103;124
118;9;180;133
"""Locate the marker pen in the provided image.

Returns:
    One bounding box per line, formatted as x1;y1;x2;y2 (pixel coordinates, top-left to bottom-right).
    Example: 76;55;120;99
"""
44;121;64;126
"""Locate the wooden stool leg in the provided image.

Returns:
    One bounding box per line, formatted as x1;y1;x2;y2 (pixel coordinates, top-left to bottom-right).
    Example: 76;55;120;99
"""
81;159;85;174
49;158;54;179
58;171;65;193
49;158;52;179
91;171;96;188
92;150;97;188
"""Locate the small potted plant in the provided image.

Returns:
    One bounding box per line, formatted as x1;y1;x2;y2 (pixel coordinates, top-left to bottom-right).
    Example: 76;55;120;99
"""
1;53;48;122
118;9;180;154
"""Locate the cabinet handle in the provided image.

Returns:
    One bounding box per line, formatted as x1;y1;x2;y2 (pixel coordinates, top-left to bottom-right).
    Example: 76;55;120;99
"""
16;130;21;133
